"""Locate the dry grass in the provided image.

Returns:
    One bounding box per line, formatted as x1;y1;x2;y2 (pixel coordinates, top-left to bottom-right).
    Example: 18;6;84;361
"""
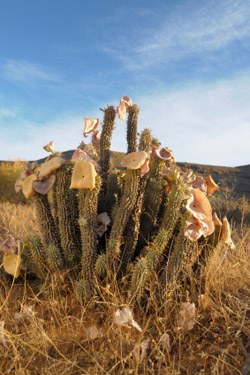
0;203;249;374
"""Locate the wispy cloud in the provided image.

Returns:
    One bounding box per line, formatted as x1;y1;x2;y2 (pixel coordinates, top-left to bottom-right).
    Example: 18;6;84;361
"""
136;72;250;167
0;59;60;84
1;72;249;167
103;0;250;70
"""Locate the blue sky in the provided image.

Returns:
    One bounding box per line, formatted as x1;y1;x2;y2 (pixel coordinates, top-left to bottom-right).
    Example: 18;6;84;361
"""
0;0;250;166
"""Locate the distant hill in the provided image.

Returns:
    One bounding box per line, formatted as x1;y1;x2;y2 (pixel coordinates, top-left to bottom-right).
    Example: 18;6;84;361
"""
1;151;249;201
35;150;250;198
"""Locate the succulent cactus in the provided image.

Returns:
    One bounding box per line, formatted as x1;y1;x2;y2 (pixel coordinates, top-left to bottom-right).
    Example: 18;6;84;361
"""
11;97;228;309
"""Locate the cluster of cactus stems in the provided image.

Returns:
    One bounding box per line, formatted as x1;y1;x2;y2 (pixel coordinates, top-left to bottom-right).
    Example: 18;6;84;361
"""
12;97;234;304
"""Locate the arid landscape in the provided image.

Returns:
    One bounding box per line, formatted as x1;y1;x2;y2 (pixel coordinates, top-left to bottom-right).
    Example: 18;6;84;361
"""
0;141;249;375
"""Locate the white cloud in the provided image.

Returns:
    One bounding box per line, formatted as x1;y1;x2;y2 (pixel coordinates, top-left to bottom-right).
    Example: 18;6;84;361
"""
104;0;250;70
1;73;249;167
0;59;59;83
135;74;250;166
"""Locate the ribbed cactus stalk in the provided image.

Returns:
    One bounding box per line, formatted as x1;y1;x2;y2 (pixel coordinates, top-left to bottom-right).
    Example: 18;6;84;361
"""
153;177;186;252
162;212;197;286
138;158;165;248
107;169;139;274
47;245;64;273
33;192;63;256
98;106;116;211
130;177;186;298
103;170;121;217
127;104;139;154
138;128;152;152
21;236;47;278
78;175;101;301
120;175;147;274
95;253;108;278
55;163;81;273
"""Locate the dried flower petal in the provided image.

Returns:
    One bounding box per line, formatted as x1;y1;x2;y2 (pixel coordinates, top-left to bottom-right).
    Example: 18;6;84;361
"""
3;253;22;277
0;321;8;348
0;237;18;254
133;339;149;362
43;141;54;153
71;149;100;171
33;175;56;195
184;216;208;241
221;217;236;249
83;118;99;137
186;189;212;220
205;175;220;195
117;101;127;120
14;305;35;323
152;145;175;161
178;302;196;331
92;130;102;145
84;325;102;340
121;151;148;170
113;307;142;332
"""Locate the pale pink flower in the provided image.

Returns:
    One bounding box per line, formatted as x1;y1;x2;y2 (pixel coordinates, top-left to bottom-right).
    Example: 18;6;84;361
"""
92;130;102;145
71;149;100;171
116;96;132;120
152;145;175;161
221;217;235;249
184;216;209;241
205;175;220;195
178;302;196;331
83;118;99;137
43;141;54;153
186;189;212;221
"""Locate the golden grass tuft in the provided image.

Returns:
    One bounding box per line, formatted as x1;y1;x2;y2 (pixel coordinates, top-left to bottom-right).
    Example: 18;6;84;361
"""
0;187;249;374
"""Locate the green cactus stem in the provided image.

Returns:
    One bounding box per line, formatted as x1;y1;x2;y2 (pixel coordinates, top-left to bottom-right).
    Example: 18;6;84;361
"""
33;192;63;257
162;211;197;286
107;169;139;275
78;175;101;300
103;170;121;217
127;104;139;154
47;245;64;273
55;163;81;274
138;157;165;249
138;128;152;152
21;236;47;279
120;175;148;275
130;177;186;298
98;106;116;211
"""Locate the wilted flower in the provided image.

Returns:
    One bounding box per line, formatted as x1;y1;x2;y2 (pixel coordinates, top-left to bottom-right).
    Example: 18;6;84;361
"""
205;175;220;195
71;148;100;171
221;217;236;249
184;216;209;241
43;141;54;153
0;237;19;254
178;302;196;331
116;96;132;120
14;305;35;323
83;118;99;137
133;339;150;362
152;145;175;162
33;175;56;195
0;321;8;348
186;189;212;221
113;307;142;332
92;130;102;145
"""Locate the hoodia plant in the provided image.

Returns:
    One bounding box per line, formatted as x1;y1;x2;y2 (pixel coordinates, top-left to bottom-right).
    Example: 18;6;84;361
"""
7;96;234;304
